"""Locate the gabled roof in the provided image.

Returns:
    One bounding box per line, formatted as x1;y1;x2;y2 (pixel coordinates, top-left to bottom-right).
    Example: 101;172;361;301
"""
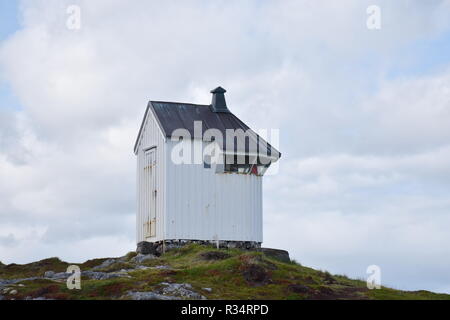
134;101;281;160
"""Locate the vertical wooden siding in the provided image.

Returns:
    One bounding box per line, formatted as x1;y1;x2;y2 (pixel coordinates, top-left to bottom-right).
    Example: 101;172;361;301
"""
165;139;263;243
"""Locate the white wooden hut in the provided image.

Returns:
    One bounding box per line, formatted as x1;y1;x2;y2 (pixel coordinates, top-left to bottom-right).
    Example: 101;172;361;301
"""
134;87;280;249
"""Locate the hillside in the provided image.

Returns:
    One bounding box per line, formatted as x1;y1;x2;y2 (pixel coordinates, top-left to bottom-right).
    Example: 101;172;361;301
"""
0;244;449;300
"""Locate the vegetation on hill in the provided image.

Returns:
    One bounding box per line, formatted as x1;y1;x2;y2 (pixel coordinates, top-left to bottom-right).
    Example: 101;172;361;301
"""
1;244;449;300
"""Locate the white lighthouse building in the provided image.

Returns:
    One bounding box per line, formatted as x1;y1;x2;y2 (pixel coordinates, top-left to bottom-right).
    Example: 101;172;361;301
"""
134;87;280;250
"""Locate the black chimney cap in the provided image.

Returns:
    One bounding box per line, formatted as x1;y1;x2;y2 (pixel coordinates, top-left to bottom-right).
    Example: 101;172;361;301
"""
210;86;230;113
211;86;226;94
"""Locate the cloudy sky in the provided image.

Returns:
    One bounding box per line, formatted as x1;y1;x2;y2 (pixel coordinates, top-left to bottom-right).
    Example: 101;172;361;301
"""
1;0;450;293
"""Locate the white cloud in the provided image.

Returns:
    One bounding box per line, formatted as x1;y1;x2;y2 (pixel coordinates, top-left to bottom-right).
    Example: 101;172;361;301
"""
361;71;450;154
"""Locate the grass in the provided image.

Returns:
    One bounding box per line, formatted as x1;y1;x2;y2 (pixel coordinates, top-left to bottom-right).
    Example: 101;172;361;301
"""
0;257;69;280
1;244;449;300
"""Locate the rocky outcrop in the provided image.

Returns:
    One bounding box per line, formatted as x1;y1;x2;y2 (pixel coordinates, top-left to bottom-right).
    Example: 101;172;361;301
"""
44;271;70;280
242;264;272;286
2;287;18;295
0;277;41;287
199;251;231;261
42;270;129;281
91;258;120;271
160;282;206;300
126;291;180;300
126;282;206;300
136;241;291;264
82;271;129;280
130;254;156;264
136;240;261;255
288;284;312;294
136;241;159;255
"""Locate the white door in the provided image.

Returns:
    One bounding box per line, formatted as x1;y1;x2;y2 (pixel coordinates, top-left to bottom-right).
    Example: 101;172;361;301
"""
144;148;157;238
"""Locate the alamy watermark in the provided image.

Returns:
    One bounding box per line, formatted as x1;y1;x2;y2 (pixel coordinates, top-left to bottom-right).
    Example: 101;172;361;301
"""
66;5;81;30
165;121;280;175
366;5;381;30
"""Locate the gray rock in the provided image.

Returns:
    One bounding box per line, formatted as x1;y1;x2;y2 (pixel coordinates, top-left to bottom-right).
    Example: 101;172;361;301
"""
91;258;118;270
44;271;55;278
30;297;49;300
22;277;42;282
152;265;171;270
48;272;71;280
199;251;231;261
0;277;41;287
0;295;4;300
260;248;291;263
131;254;156;264
160;282;206;300
0;280;15;287
203;288;212;293
136;241;158;255
119;265;150;273
156;243;181;255
127;291;181;300
3;288;18;295
81;271;130;280
134;265;150;270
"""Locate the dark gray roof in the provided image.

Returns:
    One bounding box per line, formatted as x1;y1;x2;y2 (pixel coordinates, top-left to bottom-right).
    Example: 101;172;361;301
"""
134;101;280;159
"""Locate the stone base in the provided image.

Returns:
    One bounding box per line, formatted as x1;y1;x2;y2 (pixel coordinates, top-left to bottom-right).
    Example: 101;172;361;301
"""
136;239;261;255
258;248;291;263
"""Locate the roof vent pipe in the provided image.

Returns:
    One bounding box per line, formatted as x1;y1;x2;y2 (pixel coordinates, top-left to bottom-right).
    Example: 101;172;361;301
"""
210;86;230;113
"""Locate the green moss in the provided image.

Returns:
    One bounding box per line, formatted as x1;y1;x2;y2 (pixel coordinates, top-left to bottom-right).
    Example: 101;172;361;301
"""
0;257;69;280
80;258;109;270
124;251;138;261
367;288;450;300
94;262;134;273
